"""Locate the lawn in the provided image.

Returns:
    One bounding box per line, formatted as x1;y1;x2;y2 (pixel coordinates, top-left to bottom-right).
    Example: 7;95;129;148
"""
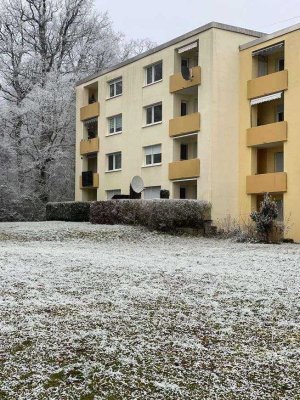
0;222;299;399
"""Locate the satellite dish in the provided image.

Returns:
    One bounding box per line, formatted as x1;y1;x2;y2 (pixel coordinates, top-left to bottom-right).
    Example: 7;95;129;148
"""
181;66;191;81
131;176;144;193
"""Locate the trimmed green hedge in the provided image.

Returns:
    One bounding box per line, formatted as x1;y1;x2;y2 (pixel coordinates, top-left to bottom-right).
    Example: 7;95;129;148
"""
46;201;91;222
90;200;211;232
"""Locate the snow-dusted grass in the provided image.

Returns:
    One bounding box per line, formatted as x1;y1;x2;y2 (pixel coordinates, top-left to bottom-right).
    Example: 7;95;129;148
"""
0;221;299;399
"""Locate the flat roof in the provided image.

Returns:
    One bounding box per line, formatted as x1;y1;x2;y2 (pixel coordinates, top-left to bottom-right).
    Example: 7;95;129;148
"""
240;22;300;51
76;21;264;86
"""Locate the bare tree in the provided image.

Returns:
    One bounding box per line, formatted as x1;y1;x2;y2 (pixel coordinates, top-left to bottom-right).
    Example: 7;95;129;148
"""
0;0;155;219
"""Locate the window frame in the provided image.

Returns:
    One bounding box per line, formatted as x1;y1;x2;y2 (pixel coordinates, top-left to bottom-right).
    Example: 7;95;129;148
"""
107;152;122;172
108;77;123;98
108;114;123;135
145;102;162;126
145;61;163;86
143;144;162;167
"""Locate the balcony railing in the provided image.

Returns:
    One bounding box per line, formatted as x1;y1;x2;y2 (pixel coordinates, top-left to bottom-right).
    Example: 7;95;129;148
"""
247;121;287;147
170;66;201;93
246;172;287;194
80;137;100;155
169;112;200;137
80;102;100;121
247;70;288;100
169;158;200;180
80;172;99;189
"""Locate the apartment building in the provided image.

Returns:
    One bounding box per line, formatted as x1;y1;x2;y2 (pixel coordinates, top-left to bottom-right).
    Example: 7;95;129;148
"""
75;22;262;221
239;24;300;242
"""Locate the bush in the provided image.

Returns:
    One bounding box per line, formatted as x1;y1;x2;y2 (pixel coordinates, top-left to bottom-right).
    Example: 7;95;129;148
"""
90;199;211;232
46;201;91;222
250;193;282;243
160;190;170;199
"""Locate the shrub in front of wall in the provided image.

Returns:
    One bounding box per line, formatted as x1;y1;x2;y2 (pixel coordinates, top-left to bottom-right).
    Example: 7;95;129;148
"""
89;200;140;225
90;199;211;232
149;199;211;231
250;193;282;243
160;189;170;199
46;201;91;222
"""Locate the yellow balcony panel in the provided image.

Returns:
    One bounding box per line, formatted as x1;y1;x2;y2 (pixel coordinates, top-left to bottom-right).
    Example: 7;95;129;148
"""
246;172;287;194
247;70;288;100
169;112;200;137
80;102;100;121
80;173;99;189
247;121;287;147
170;66;201;93
169;158;200;180
80;137;100;155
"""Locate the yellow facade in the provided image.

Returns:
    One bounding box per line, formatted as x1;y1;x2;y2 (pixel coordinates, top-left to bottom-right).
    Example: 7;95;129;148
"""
75;22;261;221
239;23;300;242
75;21;300;241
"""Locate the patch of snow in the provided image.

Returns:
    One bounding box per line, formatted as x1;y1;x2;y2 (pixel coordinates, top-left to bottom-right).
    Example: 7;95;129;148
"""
0;221;299;399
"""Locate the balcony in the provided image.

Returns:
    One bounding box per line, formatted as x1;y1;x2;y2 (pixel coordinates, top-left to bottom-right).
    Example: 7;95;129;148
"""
80;102;100;121
170;66;201;93
80;172;99;189
247;121;287;147
80;137;100;155
169;158;200;180
169;113;200;137
247;70;288;100
246;172;287;194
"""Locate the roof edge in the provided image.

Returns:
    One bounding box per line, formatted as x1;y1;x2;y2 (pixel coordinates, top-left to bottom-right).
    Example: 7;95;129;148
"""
76;21;264;87
240;22;300;51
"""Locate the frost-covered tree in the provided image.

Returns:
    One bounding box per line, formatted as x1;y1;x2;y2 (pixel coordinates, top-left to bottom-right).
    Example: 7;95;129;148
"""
0;0;155;220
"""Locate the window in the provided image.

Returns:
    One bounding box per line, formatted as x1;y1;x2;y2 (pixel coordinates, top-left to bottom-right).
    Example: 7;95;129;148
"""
109;78;122;98
88;93;97;104
180;187;186;199
180;144;188;160
108;114;122;134
276;58;285;72
146;103;162;125
276;104;284;122
107;189;121;199
275;152;284;172
181;58;189;68
143;186;161;199
146;61;162;85
144;144;162;166
84;118;98;139
107;152;122;171
258;55;268;77
181;101;188;116
275;199;284;221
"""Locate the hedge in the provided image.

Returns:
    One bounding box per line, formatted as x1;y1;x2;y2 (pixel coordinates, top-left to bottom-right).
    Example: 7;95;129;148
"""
46;201;91;222
90;199;211;232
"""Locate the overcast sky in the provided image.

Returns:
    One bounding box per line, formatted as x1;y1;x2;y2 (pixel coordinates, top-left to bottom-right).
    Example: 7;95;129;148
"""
95;0;300;43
